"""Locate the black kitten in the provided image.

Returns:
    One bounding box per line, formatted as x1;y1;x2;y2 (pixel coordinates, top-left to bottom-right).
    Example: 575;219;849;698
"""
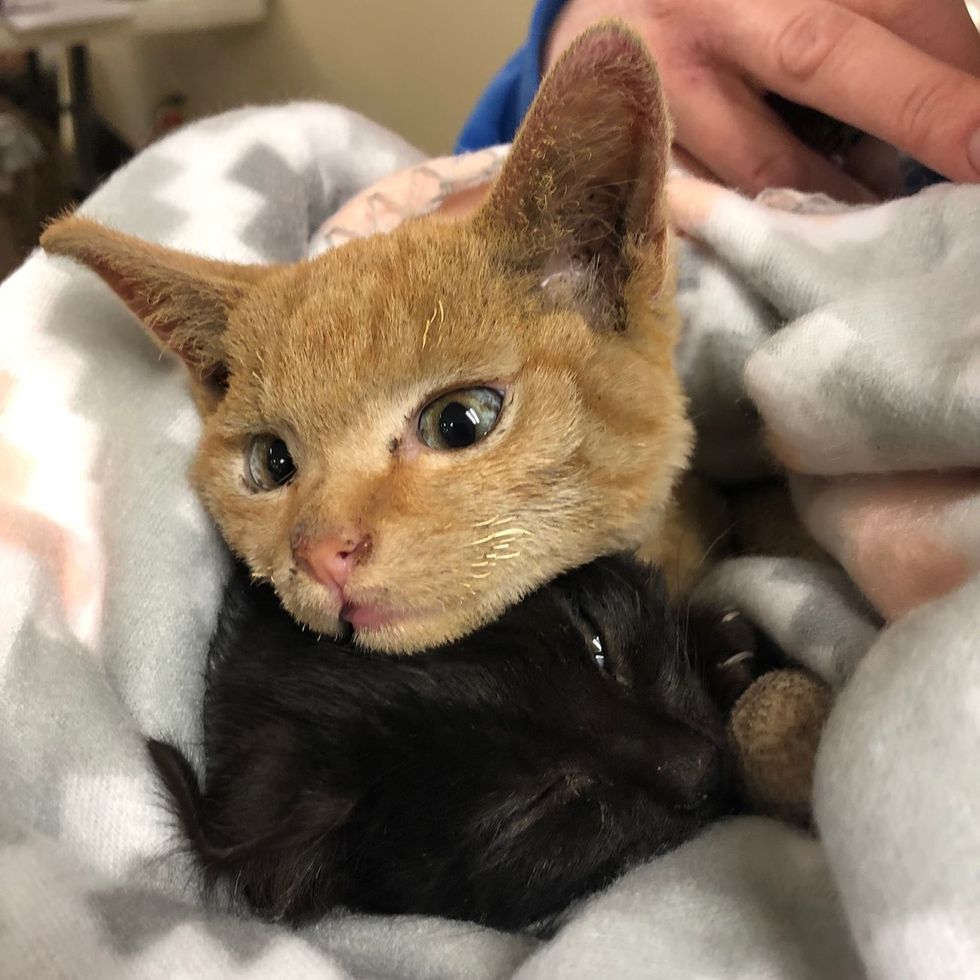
149;555;741;932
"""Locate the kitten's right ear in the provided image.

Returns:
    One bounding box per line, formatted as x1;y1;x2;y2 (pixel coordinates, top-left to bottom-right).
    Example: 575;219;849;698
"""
474;22;672;330
41;215;275;399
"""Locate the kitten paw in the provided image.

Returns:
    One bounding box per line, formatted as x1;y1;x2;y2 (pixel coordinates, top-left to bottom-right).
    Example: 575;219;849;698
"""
688;606;784;711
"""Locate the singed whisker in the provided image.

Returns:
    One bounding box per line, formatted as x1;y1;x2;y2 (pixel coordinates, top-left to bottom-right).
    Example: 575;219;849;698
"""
421;304;439;350
469;528;530;546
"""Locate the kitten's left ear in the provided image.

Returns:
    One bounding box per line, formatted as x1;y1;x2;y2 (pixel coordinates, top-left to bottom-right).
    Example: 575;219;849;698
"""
41;215;275;399
474;22;672;329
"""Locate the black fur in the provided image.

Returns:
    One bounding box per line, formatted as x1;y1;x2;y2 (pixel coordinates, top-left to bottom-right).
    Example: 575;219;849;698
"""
149;555;744;931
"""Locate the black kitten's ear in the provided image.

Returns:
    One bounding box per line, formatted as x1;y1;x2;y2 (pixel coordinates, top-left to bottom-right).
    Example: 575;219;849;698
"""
146;739;211;856
147;737;355;923
474;22;672;329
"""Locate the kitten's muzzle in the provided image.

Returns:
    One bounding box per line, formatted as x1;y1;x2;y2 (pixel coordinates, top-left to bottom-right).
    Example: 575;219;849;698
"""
292;527;373;597
611;725;727;810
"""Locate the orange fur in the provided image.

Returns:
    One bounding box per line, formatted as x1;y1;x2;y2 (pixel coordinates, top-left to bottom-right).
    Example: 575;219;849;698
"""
40;23;693;653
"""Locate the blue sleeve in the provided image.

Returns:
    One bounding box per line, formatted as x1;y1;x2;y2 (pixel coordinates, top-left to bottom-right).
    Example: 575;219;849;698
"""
455;0;569;153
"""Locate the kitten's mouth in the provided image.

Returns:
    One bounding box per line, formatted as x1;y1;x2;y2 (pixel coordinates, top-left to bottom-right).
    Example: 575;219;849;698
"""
340;600;411;633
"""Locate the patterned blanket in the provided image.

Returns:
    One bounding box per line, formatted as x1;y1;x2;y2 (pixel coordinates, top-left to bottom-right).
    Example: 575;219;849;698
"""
0;103;977;980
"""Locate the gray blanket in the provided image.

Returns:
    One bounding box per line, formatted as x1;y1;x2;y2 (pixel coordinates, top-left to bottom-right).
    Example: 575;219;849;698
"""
0;103;977;979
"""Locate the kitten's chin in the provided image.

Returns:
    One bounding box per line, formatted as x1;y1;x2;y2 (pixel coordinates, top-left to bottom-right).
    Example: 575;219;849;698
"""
350;603;494;655
350;607;466;654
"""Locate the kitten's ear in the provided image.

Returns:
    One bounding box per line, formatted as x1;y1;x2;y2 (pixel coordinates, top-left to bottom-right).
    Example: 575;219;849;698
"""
41;215;274;396
474;22;672;328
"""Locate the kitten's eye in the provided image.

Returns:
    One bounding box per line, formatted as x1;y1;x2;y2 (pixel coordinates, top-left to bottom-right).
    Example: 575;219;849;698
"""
418;387;503;451
568;597;612;675
590;633;607;672
247;435;296;490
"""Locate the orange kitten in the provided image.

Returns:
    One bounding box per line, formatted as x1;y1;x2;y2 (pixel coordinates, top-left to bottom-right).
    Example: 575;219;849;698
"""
41;24;692;653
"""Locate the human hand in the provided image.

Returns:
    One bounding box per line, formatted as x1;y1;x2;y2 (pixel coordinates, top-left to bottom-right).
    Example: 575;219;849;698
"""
544;0;980;200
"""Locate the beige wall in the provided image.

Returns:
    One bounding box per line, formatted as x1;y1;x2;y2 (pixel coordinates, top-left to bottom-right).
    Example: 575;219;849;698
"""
90;0;534;155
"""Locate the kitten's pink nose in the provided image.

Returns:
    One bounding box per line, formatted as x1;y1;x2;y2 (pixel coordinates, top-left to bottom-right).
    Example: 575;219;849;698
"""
294;529;373;593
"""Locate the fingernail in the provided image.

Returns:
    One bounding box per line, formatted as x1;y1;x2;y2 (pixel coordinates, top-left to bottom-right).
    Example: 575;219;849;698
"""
969;127;980;176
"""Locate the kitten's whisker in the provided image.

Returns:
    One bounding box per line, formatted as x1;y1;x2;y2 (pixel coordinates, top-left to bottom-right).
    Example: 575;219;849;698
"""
471;514;519;529
469;528;529;546
421;305;438;350
421;299;446;351
696;519;739;573
487;551;520;561
470;571;493;579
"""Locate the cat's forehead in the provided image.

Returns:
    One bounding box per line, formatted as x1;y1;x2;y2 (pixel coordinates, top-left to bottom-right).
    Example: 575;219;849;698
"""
223;224;597;433
239;226;532;376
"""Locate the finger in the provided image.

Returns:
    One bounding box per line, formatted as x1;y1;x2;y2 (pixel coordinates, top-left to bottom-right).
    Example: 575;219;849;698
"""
669;70;877;202
671;145;722;184
718;0;980;182
840;0;980;76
